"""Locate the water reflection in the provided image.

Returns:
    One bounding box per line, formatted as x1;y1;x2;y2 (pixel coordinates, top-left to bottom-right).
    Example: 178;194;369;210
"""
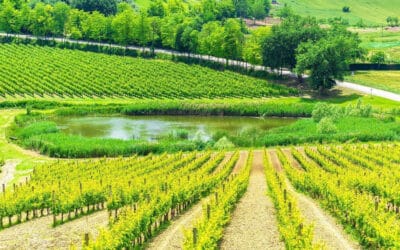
52;116;296;141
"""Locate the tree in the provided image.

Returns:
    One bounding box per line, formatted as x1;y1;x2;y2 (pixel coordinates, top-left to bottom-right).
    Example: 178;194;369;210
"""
0;0;18;34
198;21;224;57
295;35;364;93
71;0;118;16
222;18;244;62
29;2;54;36
111;6;135;46
133;10;150;48
160;13;183;48
251;0;267;20
262;15;325;72
232;0;249;18
243;26;271;65
52;2;70;36
148;0;165;17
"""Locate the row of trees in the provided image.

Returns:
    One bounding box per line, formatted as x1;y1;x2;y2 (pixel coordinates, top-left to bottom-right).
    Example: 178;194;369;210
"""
0;0;364;91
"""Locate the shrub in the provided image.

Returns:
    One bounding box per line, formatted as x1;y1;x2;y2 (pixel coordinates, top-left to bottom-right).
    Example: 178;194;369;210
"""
370;52;386;64
342;6;350;13
317;118;337;134
312;103;342;122
214;137;235;150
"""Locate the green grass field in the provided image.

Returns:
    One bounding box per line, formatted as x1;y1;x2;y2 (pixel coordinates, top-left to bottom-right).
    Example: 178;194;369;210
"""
275;0;400;25
345;71;400;94
355;28;400;63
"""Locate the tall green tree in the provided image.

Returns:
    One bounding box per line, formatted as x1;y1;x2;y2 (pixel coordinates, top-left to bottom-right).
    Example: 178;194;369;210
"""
222;18;244;62
111;5;135;46
262;15;325;72
243;26;271;65
52;1;70;36
0;0;18;34
29;2;54;36
295;35;364;93
133;10;150;48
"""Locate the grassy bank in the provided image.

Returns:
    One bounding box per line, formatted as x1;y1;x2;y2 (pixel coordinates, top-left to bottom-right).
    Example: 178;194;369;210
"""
9;99;399;158
345;71;400;94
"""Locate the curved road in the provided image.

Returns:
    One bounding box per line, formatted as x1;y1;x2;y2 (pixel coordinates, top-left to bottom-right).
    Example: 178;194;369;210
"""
1;33;399;102
337;81;400;102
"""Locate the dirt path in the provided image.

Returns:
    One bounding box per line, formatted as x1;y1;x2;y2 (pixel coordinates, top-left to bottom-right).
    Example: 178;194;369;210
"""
269;151;360;249
0;210;109;250
220;150;284;250
0;160;21;190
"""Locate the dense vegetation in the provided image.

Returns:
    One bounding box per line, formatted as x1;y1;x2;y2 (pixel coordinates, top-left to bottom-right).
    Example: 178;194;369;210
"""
0;0;368;92
0;44;296;98
9;99;399;158
282;144;400;248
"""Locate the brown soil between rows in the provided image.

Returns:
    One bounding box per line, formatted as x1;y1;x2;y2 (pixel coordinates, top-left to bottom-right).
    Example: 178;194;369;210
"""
0;210;108;250
220;150;284;250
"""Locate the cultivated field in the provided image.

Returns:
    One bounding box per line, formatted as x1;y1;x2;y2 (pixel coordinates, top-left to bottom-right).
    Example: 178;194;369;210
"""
275;0;400;25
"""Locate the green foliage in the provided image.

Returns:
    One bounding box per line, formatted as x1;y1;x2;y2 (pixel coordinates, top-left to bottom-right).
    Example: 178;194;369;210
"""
311;102;339;122
213;136;235;150
0;44;296;99
342;6;350;13
370;51;386;64
295;29;364;91
316;117;337;134
14;121;58;139
262;15;325;71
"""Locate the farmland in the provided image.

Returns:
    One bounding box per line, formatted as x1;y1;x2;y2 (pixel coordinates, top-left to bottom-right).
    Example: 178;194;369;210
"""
0;0;400;248
1;144;399;248
0;44;294;99
275;0;400;25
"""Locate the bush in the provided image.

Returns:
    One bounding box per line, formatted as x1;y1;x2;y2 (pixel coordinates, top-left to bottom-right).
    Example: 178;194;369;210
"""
312;103;342;122
370;52;386;64
342;6;350;13
214;137;235;150
317;118;337;134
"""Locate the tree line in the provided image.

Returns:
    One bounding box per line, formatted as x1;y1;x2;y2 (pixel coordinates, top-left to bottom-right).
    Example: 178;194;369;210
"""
0;0;364;91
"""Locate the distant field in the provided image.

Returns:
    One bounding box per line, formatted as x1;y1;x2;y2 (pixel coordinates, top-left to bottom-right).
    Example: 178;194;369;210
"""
355;28;400;63
275;0;400;25
0;44;295;99
345;71;400;94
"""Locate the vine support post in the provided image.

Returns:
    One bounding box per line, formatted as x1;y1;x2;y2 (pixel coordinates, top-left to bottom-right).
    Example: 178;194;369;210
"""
192;227;198;245
84;233;89;246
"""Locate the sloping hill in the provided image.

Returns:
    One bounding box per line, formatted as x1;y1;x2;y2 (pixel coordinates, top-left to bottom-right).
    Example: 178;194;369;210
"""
275;0;400;25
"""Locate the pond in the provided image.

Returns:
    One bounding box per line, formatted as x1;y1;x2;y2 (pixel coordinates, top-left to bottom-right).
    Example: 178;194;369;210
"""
52;116;297;142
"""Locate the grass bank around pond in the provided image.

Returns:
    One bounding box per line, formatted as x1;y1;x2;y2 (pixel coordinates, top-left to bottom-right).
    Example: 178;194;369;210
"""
9;100;400;158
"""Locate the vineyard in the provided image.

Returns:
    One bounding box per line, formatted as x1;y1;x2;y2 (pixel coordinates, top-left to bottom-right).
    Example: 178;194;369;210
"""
0;44;296;99
0;143;399;248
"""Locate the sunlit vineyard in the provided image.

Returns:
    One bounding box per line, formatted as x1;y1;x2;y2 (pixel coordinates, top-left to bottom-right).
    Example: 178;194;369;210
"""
1;143;399;248
0;44;296;99
281;144;400;248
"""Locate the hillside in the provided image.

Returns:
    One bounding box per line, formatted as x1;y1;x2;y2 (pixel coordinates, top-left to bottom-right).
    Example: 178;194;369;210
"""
275;0;400;25
0;44;295;99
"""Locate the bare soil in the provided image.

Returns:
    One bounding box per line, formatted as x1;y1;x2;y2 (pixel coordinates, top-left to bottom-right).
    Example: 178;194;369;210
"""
0;211;108;250
220;150;284;250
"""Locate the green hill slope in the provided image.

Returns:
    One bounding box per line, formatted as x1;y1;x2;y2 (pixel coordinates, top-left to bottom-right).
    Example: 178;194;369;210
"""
276;0;400;25
0;44;295;99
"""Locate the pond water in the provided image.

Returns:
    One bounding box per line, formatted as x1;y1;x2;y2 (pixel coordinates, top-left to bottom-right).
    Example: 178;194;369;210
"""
52;116;296;141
